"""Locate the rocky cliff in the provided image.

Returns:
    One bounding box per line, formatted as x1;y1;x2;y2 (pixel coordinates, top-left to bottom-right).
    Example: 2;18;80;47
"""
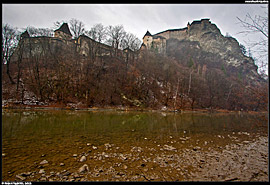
150;19;264;84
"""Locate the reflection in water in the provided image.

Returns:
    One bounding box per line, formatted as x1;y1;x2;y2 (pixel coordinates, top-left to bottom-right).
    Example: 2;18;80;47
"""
2;110;267;143
2;109;268;181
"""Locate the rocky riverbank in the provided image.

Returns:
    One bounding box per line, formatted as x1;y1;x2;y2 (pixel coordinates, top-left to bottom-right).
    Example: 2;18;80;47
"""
4;134;268;182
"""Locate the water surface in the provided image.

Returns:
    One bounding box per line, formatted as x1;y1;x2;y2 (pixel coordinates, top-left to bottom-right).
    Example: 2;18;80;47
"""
2;109;268;181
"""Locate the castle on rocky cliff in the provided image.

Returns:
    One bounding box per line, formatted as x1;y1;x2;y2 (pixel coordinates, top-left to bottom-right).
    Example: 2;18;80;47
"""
15;19;258;80
140;18;216;54
17;19;216;60
16;23;136;63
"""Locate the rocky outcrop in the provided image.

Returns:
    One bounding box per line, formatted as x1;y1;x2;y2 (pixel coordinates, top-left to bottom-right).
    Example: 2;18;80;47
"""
162;19;263;84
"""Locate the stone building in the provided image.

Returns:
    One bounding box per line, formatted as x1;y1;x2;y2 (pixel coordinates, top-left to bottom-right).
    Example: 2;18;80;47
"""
11;23;132;63
142;30;166;54
140;18;213;55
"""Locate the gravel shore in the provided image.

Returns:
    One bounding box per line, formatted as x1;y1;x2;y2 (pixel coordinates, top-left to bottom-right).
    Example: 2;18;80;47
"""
5;134;268;182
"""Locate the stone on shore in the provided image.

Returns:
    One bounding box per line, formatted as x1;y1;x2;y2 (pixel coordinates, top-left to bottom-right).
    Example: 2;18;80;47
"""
78;164;89;173
40;160;48;165
80;156;87;162
163;144;177;151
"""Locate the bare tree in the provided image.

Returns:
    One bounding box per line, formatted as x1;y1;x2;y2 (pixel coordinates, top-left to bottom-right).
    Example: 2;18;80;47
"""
2;24;19;84
52;20;66;30
69;18;85;39
121;32;141;51
106;25;126;50
87;23;107;43
237;6;268;76
26;26;54;37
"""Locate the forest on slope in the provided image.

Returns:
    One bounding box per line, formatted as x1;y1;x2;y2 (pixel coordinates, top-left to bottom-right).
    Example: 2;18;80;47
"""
2;20;268;111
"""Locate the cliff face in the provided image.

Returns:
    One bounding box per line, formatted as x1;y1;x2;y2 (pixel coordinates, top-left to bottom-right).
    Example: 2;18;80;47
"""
160;19;263;84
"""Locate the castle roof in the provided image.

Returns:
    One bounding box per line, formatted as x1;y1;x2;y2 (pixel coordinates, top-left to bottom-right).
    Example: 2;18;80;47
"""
152;18;211;36
54;23;72;36
143;31;152;38
154;27;187;36
191;18;211;25
21;30;30;38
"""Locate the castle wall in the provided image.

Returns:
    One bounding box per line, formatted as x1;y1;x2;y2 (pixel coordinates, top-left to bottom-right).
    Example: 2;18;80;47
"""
77;36;114;58
142;19;218;55
152;37;166;54
10;36;75;63
54;30;72;40
154;29;188;41
155;31;170;40
168;29;188;40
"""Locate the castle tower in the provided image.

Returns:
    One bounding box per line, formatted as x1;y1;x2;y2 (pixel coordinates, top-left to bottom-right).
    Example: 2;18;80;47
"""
187;22;191;30
187;22;191;36
142;30;153;49
54;23;72;40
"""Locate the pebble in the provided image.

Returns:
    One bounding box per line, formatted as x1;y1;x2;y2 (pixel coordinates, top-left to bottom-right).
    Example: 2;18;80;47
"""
16;175;26;181
39;169;45;174
40;160;48;165
20;172;32;177
60;163;65;166
87;143;91;146
78;164;89;173
2;153;6;157
163;144;177;151
119;154;127;160
143;168;148;172
193;146;201;151
39;177;47;181
92;146;98;150
80;156;87;162
104;143;112;148
73;154;78;157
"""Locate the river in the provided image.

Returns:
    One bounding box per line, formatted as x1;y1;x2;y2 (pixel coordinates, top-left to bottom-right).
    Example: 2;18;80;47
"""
2;109;268;181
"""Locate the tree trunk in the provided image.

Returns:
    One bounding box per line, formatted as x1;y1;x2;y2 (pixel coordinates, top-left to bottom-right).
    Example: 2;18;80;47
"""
173;77;180;111
6;60;15;84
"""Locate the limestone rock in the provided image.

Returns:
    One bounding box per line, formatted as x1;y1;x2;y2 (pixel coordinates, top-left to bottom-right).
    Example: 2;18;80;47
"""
16;175;26;181
80;156;87;162
78;164;89;173
39;169;45;174
40;160;48;165
163;144;177;151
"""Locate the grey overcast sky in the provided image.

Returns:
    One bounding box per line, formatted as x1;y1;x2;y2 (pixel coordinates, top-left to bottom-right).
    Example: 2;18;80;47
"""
2;4;267;40
2;3;268;69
